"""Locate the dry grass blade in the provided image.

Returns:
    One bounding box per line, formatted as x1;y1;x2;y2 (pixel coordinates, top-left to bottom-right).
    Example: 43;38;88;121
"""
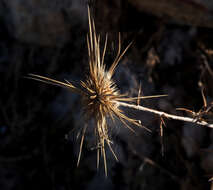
201;87;207;108
27;74;80;93
117;94;168;102
77;124;88;167
137;83;142;106
159;116;166;156
176;108;196;116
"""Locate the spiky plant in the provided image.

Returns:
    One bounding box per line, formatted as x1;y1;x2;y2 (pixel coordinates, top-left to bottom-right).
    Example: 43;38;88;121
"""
28;7;165;176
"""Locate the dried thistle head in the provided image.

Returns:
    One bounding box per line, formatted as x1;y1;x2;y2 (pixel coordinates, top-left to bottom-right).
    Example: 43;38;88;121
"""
28;7;163;176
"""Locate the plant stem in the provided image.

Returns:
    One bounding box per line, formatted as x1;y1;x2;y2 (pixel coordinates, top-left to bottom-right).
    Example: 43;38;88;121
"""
118;102;213;128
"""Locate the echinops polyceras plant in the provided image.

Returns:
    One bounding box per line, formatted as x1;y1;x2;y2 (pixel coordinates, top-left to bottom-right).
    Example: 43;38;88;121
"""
28;6;167;176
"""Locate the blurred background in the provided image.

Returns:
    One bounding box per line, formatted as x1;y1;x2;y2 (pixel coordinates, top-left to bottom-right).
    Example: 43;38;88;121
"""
0;0;213;189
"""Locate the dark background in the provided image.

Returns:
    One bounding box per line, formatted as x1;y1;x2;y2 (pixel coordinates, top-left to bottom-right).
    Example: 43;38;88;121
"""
0;0;213;189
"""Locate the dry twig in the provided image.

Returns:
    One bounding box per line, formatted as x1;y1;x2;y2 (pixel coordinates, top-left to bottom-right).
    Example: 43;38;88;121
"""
119;102;213;128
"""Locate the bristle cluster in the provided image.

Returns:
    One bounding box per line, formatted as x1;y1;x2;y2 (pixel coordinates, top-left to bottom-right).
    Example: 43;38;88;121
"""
80;58;118;120
78;8;139;175
27;6;166;177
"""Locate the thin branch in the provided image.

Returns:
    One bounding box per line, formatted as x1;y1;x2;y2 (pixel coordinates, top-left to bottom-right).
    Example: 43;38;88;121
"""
118;102;213;128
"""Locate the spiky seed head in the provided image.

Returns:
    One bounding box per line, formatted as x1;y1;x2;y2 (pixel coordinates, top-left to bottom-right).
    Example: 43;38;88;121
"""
27;6;166;177
80;66;119;121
